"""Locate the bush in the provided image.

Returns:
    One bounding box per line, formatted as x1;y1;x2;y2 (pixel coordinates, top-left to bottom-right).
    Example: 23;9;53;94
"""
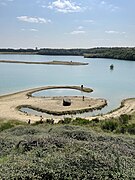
119;114;130;125
72;117;91;125
116;125;127;134
0;122;14;132
91;118;100;123
101;119;119;132
9;126;40;136
46;119;54;124
59;118;72;124
127;124;135;135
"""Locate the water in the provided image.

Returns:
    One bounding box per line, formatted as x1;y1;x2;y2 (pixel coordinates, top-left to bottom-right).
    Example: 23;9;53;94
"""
0;54;135;117
33;89;88;97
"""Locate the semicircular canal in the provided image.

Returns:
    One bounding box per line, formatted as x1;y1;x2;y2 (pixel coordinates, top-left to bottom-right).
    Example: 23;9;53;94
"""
20;106;105;119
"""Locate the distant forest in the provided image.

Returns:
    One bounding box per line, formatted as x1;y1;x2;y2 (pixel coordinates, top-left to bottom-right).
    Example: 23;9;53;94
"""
0;47;135;61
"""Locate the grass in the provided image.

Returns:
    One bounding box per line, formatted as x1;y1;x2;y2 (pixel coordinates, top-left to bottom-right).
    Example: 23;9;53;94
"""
0;115;135;179
0;120;26;132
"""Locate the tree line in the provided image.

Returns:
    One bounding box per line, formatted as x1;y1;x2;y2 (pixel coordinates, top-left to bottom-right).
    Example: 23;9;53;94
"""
83;47;135;61
0;47;135;60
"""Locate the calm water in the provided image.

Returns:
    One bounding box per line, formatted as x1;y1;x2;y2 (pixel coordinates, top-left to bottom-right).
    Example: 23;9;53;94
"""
0;54;135;117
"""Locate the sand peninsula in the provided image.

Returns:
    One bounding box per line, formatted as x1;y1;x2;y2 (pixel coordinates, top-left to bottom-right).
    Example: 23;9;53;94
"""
0;60;88;66
0;85;135;123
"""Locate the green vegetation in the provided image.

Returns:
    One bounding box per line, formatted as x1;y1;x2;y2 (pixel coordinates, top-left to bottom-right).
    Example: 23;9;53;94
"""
59;114;135;135
0;114;135;179
100;114;135;135
84;47;135;61
1;47;135;61
37;47;135;61
0;48;37;54
0;120;26;132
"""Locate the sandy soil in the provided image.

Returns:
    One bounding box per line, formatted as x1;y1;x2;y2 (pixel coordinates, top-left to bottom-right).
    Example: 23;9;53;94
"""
0;60;88;66
0;86;134;123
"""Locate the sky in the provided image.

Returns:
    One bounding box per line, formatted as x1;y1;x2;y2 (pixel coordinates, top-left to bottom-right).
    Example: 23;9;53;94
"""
0;0;135;48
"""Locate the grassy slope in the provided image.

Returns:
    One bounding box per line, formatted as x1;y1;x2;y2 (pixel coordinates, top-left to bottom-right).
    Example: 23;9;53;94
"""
0;115;135;180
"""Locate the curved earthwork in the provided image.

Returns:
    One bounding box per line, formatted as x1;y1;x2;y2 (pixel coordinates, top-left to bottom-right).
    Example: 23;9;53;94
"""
0;85;107;123
0;85;135;123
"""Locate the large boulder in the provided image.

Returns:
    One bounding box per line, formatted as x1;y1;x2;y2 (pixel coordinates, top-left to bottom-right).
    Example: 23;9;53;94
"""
63;99;71;106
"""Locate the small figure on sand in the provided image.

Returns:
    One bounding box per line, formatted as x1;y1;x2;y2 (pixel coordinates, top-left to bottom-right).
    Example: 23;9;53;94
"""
83;96;85;101
40;115;43;124
81;85;83;90
110;64;114;70
28;119;31;124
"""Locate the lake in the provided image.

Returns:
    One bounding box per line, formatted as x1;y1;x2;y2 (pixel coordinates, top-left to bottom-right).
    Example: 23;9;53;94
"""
0;54;135;117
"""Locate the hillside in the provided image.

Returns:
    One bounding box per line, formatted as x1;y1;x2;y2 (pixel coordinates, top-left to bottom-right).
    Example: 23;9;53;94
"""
0;114;135;179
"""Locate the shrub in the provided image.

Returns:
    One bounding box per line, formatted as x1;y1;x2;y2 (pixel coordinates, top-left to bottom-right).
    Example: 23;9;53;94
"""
9;126;40;136
33;120;44;126
116;125;127;134
91;118;100;123
46;119;54;124
0;122;14;132
72;117;91;125
61;118;72;124
101;119;119;132
119;114;130;125
127;124;135;135
63;129;91;141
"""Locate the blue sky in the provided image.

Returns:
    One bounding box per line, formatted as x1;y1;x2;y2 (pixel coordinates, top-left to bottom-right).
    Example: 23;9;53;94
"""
0;0;135;48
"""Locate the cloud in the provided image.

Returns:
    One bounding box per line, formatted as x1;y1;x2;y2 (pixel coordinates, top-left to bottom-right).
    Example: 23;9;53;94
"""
78;26;84;30
100;1;119;12
48;0;82;13
17;16;51;24
0;0;14;6
29;29;38;32
21;28;38;32
84;19;94;23
105;30;126;34
105;30;119;34
69;25;86;35
70;30;85;35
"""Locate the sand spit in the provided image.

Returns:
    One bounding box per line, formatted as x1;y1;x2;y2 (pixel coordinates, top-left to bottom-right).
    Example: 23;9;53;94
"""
87;98;135;121
0;60;88;66
0;85;134;123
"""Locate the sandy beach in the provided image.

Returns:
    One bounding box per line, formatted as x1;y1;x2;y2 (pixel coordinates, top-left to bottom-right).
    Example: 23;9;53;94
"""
0;85;134;123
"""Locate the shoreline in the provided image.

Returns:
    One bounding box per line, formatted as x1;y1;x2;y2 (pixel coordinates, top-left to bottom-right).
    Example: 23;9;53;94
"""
0;86;135;123
86;98;135;121
0;60;88;66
